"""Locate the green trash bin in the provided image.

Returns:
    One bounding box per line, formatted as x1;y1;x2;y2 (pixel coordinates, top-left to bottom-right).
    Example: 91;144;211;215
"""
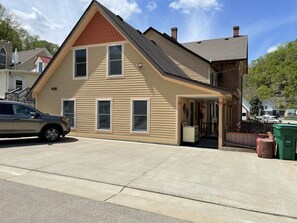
273;124;297;160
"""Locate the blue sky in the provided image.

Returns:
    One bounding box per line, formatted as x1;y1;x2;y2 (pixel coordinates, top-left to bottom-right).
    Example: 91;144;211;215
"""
1;0;297;63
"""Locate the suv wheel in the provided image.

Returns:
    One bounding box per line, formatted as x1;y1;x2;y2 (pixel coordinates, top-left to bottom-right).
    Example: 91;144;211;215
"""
41;126;60;142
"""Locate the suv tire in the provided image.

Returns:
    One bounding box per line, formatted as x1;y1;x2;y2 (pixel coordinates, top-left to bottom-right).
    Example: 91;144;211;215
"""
41;126;61;142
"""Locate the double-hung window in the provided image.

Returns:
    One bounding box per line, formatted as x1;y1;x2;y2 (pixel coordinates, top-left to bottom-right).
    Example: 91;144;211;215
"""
97;100;112;131
62;100;76;129
132;99;149;132
74;49;87;78
108;45;122;76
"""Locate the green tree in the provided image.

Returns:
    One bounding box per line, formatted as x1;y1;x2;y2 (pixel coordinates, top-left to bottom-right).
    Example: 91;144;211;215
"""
244;38;297;109
250;96;263;116
0;3;59;55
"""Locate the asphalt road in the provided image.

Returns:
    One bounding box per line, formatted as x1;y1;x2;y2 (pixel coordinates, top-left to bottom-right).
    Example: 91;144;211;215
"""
0;179;188;223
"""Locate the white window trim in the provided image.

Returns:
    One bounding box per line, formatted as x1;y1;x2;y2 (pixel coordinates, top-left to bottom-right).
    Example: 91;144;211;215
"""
106;44;124;79
61;98;77;130
73;48;88;80
95;98;113;133
130;98;150;134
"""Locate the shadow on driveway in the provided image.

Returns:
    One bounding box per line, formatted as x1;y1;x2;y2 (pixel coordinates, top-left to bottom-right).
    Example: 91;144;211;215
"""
0;137;78;149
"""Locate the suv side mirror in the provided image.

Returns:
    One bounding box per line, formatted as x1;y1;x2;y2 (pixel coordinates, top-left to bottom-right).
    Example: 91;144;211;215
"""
30;112;39;119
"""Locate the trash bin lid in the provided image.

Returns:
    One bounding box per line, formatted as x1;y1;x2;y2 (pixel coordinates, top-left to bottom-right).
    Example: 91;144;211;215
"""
273;124;297;129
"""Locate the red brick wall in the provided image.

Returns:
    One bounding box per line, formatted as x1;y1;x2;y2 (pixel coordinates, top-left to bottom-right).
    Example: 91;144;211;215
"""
73;12;125;47
214;61;243;125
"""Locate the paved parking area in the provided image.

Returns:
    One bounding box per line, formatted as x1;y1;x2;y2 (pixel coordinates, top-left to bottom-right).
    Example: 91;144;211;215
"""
0;136;297;222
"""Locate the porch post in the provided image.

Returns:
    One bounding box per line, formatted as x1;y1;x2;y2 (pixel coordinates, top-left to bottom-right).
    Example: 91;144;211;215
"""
218;96;223;150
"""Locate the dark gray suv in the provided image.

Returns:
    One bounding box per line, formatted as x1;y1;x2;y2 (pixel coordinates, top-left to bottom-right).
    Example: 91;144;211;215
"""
0;100;70;142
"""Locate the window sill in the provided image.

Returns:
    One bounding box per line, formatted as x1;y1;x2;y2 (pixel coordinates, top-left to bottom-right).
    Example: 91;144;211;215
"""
106;75;124;80
73;76;88;80
96;129;112;134
130;131;150;135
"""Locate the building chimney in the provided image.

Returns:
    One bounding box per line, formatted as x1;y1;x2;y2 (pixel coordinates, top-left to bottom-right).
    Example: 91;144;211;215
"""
233;26;239;37
171;27;178;41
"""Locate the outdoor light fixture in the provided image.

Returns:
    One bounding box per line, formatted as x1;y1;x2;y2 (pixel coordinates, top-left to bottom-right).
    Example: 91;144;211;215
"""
136;63;143;70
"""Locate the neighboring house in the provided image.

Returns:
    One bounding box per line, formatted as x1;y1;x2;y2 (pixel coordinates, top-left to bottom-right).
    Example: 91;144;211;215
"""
15;48;52;71
0;40;52;101
183;27;248;125
262;100;276;115
242;97;251;121
29;1;248;149
33;56;52;73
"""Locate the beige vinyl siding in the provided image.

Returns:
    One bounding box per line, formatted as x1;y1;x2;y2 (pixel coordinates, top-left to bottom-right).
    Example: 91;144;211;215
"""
144;31;210;83
37;43;208;145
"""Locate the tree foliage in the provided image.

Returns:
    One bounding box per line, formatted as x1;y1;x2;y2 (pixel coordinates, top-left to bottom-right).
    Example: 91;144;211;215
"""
244;39;297;109
249;96;263;116
0;4;58;55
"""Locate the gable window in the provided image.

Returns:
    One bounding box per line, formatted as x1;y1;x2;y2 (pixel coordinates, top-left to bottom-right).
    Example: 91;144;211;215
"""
38;62;43;73
96;99;112;131
62;99;76;129
131;99;149;132
74;49;87;78
108;45;122;76
0;48;6;69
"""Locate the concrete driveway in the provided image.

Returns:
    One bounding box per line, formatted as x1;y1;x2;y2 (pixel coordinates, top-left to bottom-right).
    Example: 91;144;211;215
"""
0;136;297;223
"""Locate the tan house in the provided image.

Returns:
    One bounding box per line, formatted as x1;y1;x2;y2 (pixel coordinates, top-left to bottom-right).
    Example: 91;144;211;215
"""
30;1;248;149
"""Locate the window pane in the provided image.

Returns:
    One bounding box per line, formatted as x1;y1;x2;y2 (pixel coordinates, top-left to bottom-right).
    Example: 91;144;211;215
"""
109;46;122;60
75;49;86;63
0;104;12;115
98;101;110;114
63;101;74;113
98;115;110;129
64;114;74;128
109;61;122;75
76;63;86;77
97;101;111;130
63;101;74;128
134;101;147;115
133;116;147;131
38;62;43;72
12;105;35;116
0;49;6;69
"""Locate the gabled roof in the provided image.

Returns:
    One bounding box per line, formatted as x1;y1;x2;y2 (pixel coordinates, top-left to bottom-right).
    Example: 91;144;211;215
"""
183;36;248;62
143;27;210;64
29;1;232;97
35;56;51;64
19;48;52;64
95;2;189;80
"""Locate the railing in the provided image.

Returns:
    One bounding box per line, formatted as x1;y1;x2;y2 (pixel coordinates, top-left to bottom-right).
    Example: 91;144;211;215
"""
5;87;31;103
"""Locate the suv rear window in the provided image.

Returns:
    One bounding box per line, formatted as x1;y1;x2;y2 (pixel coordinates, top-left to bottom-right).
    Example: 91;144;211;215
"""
0;104;12;115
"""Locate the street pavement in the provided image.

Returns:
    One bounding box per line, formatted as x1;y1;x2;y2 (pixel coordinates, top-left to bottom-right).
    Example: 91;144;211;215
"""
0;136;297;222
0;179;187;223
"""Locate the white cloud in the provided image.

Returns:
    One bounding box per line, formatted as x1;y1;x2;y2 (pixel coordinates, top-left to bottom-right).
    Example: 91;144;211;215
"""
146;1;157;12
267;43;286;53
169;0;221;14
80;0;142;19
13;7;63;33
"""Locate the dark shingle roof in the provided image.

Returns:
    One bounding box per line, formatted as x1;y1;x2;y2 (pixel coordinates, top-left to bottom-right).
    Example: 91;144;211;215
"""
19;48;52;63
183;36;248;62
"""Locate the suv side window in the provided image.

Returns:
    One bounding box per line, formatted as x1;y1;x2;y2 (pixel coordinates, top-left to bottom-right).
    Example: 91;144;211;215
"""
12;104;36;116
0;104;13;115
